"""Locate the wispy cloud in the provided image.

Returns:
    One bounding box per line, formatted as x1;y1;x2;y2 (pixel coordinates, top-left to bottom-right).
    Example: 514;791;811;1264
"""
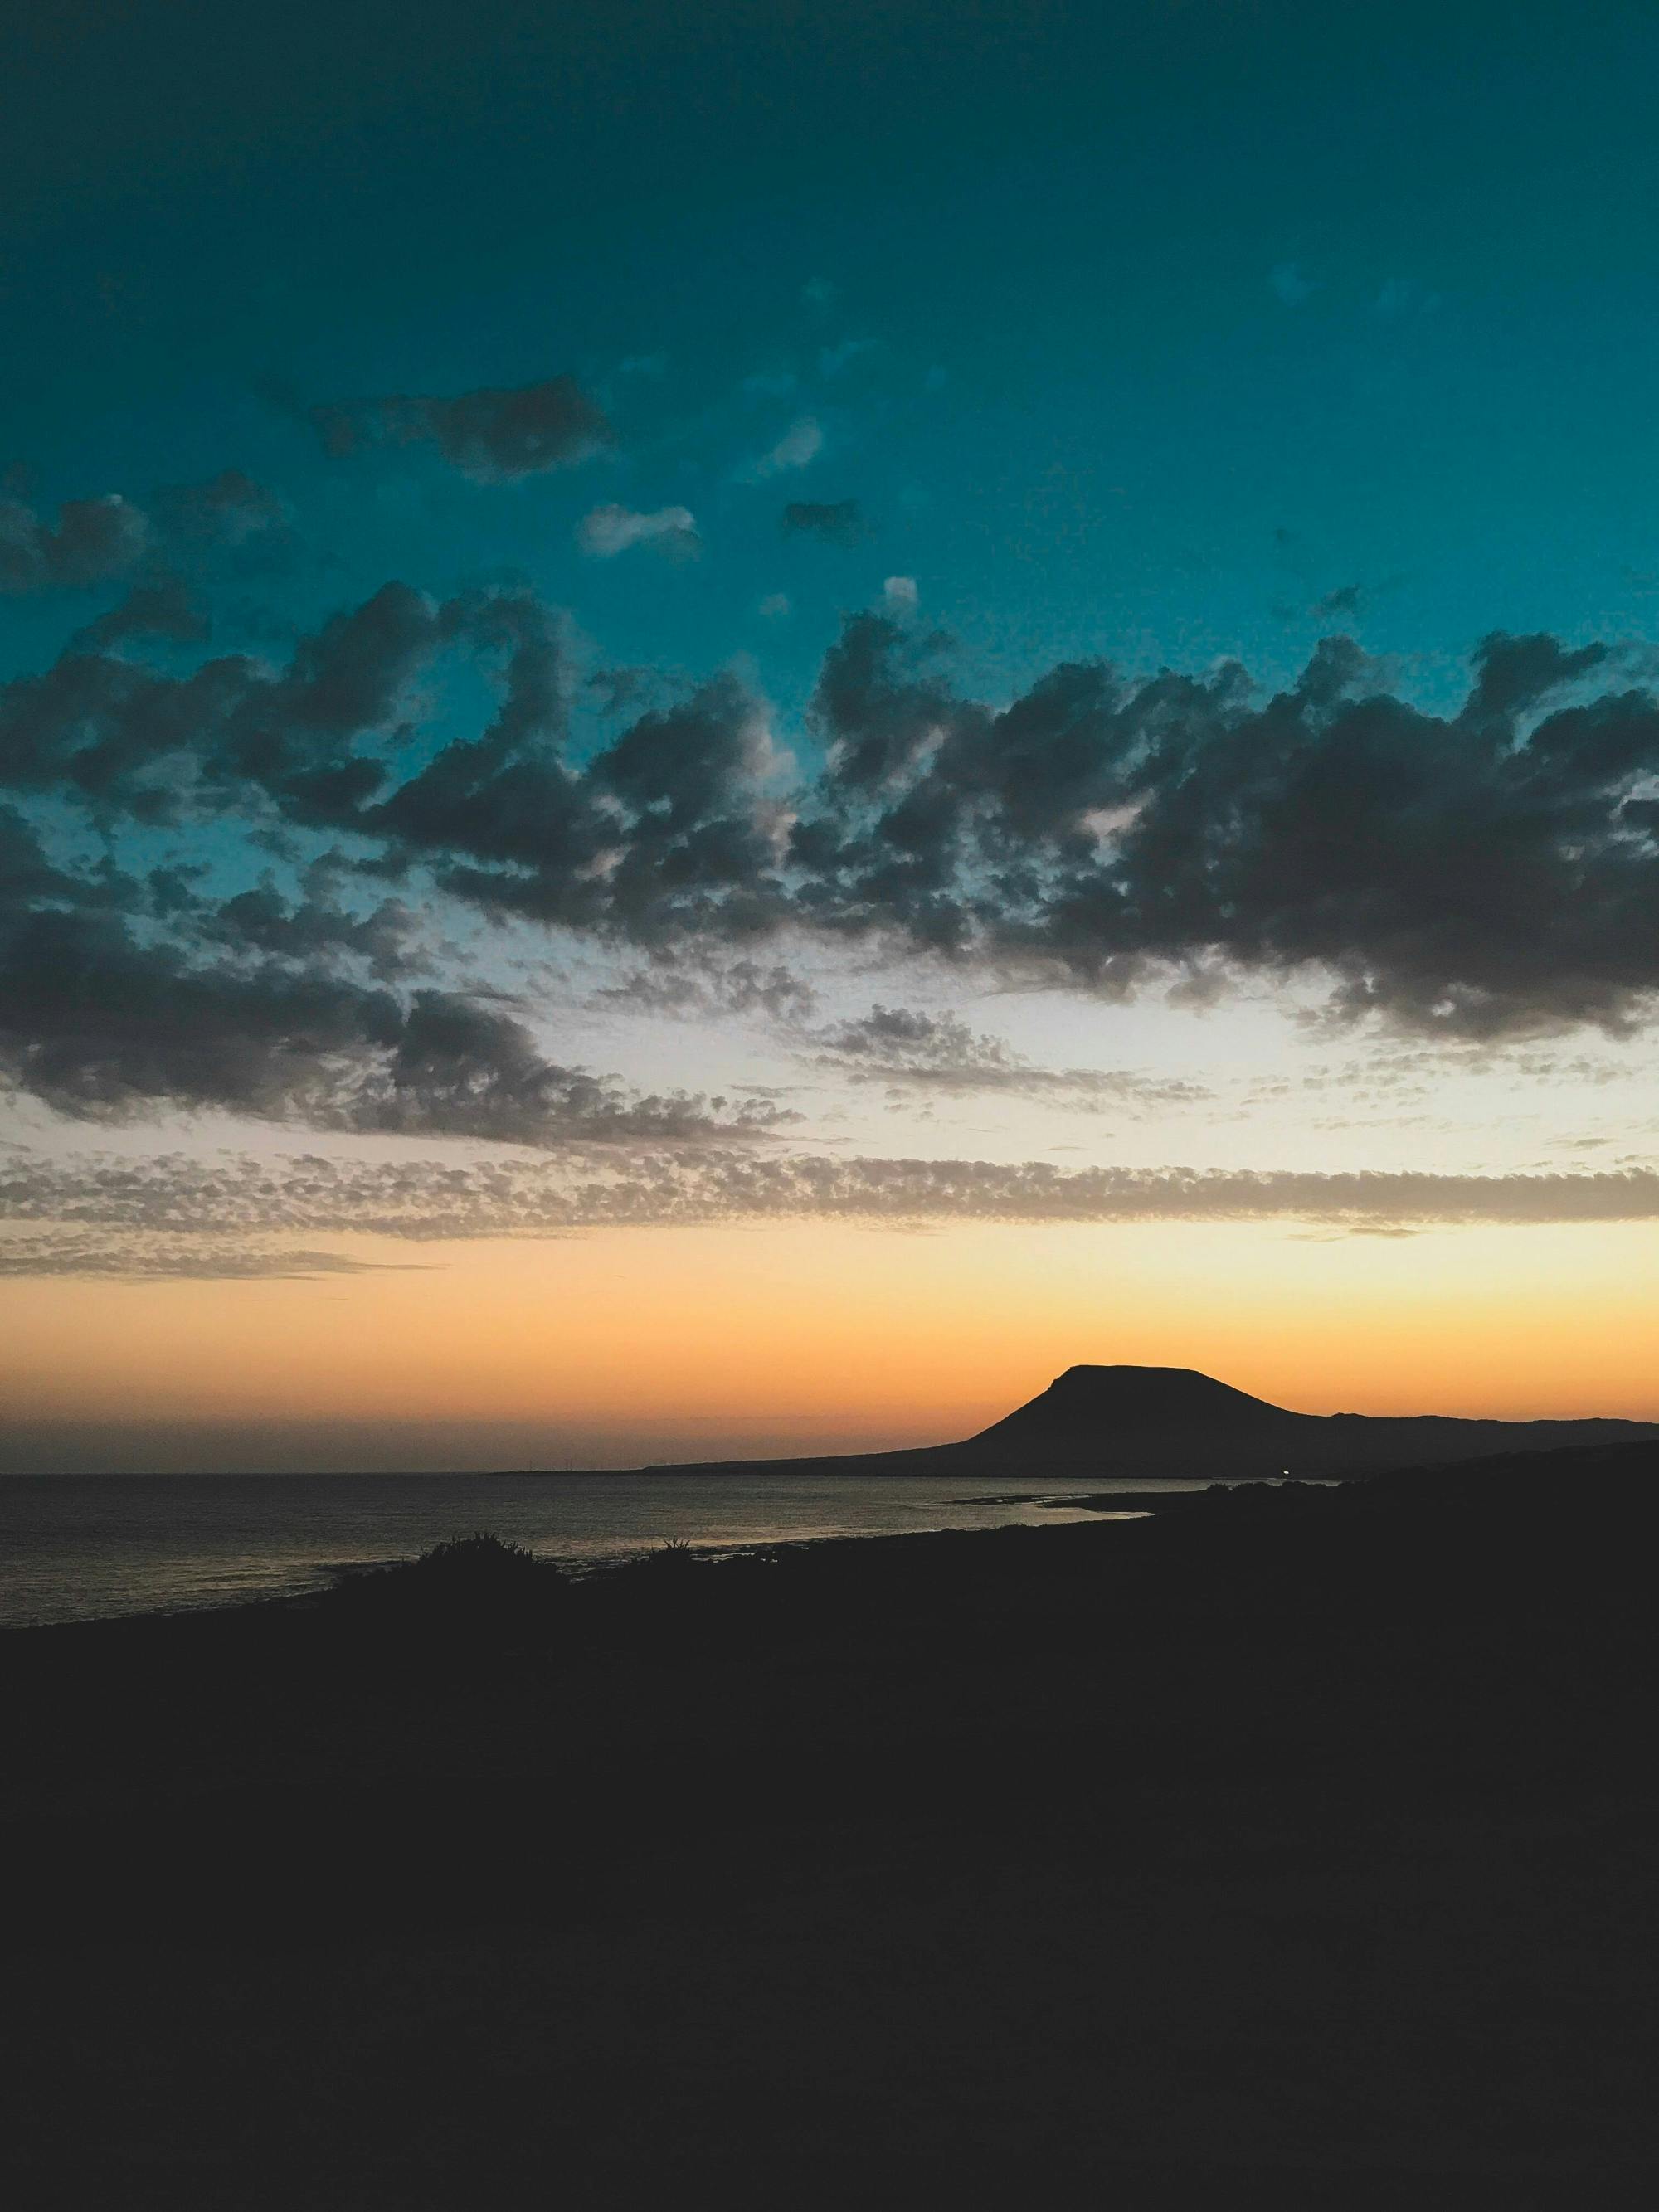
0;1233;417;1281
1270;260;1316;306
742;416;823;480
578;503;700;559
803;1004;1206;1111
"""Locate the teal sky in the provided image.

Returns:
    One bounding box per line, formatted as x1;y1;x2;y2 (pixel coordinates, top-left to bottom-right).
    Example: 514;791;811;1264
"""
6;0;1659;707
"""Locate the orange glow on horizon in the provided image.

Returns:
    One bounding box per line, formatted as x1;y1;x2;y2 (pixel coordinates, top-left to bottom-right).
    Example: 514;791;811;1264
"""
3;1214;1657;1470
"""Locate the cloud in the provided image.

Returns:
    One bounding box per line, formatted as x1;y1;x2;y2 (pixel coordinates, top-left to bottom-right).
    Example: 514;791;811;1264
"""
804;1004;1207;1108
153;470;286;547
1310;583;1363;620
0;920;795;1142
70;576;208;653
7;1147;1659;1276
337;992;798;1145
795;617;1659;1037
0;580;567;828
0;493;148;593
598;956;818;1023
781;498;870;545
0;808;792;1143
759;592;791;620
200;876;421;984
882;575;918;612
313;375;612;480
744;416;823;480
820;338;879;377
578;503;700;559
0;1233;411;1281
7;586;1659;1043
1270;260;1316;306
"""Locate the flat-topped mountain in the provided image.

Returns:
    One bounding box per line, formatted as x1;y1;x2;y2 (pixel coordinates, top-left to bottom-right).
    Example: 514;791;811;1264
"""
971;1364;1295;1442
645;1363;1659;1479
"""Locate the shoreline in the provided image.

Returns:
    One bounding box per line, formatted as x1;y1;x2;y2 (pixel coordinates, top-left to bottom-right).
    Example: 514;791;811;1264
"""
0;1468;1233;1636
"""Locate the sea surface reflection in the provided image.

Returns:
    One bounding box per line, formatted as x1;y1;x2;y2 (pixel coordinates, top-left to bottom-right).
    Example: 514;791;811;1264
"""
0;1467;1197;1630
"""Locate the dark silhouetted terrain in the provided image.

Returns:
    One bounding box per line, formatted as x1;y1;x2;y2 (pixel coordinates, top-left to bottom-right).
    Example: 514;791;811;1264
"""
3;1437;1659;2203
645;1362;1659;1478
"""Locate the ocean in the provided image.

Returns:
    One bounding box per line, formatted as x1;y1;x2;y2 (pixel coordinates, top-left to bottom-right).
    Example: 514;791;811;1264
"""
0;1467;1190;1631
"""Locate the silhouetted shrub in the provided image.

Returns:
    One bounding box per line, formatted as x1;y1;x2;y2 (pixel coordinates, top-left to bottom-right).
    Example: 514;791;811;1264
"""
407;1531;550;1582
641;1538;698;1565
325;1530;567;1661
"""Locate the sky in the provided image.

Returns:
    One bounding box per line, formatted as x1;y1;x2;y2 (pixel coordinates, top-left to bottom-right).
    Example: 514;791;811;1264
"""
3;0;1659;1469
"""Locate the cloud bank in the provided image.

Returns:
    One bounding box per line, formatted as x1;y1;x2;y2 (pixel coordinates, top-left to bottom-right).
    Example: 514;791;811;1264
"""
0;808;791;1143
4;584;1659;1171
5;1148;1657;1276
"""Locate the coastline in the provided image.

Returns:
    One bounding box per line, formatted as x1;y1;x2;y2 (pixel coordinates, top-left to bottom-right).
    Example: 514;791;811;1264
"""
0;1466;1198;1633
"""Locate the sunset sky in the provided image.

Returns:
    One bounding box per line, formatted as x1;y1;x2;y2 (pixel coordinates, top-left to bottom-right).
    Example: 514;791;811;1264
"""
4;0;1659;1469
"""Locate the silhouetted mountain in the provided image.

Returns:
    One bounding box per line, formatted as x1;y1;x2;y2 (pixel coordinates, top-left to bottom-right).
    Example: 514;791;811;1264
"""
969;1364;1292;1445
645;1363;1659;1479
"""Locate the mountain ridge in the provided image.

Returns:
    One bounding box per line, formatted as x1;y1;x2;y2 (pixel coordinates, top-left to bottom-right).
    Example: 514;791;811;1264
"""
641;1363;1659;1479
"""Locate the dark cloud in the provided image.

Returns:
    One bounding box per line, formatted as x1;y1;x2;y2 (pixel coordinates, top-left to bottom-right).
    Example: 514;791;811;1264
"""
372;651;786;951
571;676;793;945
1462;632;1608;726
212;582;458;826
0;806;122;908
598;957;818;1023
70;576;208;652
0;897;401;1124
0;814;791;1145
805;1004;1208;1108
314;375;612;481
6;588;1659;1041
781;498;871;545
201;879;420;984
7;1147;1659;1276
1311;583;1362;620
0;916;793;1142
153;469;287;548
795;619;1659;1038
0;938;797;1148
0;493;148;593
0;581;548;827
344;992;799;1145
806;609;961;792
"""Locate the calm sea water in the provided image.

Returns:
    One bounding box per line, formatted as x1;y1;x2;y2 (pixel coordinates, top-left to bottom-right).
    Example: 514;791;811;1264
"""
0;1469;1190;1631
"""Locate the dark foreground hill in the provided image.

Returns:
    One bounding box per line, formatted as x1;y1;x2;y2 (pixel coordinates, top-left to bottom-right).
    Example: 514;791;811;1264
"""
645;1361;1659;1479
4;1446;1659;2204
